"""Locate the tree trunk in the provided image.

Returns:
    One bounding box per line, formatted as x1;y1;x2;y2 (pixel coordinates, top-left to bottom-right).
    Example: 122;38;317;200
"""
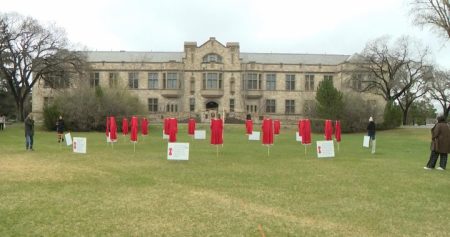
402;109;408;126
17;100;25;121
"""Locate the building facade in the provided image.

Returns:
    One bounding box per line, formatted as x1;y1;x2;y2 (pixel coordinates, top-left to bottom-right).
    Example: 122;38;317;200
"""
32;37;383;123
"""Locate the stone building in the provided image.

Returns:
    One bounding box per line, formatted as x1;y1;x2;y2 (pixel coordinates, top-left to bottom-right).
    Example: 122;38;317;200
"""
32;37;383;123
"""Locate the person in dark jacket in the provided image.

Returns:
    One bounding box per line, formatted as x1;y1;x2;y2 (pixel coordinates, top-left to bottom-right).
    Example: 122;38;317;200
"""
56;115;65;143
24;114;35;151
424;115;450;170
367;116;376;154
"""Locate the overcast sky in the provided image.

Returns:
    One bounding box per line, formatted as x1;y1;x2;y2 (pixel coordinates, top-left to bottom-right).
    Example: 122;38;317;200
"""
2;0;450;68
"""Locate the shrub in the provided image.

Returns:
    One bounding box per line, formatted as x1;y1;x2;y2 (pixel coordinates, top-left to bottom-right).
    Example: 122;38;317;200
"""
50;84;145;131
43;105;60;131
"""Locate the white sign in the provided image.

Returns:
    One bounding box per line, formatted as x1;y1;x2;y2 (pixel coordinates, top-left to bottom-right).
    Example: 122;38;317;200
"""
167;142;189;160
106;133;111;143
296;132;302;142
73;137;87;154
249;131;260;141
316;140;335;158
162;131;169;139
194;130;206;139
65;133;72;146
363;136;370;148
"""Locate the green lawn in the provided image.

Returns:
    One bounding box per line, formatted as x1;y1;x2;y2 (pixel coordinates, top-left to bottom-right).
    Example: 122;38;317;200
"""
0;123;449;236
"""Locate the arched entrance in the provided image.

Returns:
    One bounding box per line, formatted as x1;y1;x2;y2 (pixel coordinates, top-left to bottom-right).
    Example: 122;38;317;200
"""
206;101;219;110
204;101;219;122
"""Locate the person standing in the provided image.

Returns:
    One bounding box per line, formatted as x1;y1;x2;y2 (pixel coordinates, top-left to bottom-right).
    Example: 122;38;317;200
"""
56;115;65;143
0;114;5;131
24;114;35;151
367;117;376;154
424;115;450;170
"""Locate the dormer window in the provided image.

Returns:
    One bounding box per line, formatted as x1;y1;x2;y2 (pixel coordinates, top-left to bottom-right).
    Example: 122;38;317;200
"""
203;53;222;63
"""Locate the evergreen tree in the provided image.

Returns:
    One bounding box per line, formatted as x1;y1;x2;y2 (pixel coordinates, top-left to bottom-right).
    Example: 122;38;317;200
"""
315;78;344;119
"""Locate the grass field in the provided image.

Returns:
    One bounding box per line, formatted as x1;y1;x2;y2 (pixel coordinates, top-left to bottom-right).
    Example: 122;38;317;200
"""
0;123;449;236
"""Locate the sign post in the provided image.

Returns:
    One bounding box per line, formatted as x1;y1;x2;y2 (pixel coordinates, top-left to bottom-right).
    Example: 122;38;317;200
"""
316;140;335;158
167;143;190;160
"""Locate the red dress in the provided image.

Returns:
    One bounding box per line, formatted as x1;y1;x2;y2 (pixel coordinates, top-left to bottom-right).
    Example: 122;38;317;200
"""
261;118;274;145
324;120;333;140
274;120;281;135
163;118;170;135
109;116;117;141
210;118;223;145
141;118;148;135
245;120;253;135
122;118;128;135
188;118;196;135
302;119;311;145
130;116;138;142
168;118;178;142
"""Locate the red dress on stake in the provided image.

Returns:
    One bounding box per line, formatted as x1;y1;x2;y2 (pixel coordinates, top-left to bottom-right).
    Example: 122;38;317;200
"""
302;119;311;145
188;118;196;135
298;119;303;138
274;120;281;135
141;118;148;135
261;118;274;145
324;120;333;140
130;116;138;142
210;118;224;145
122;118;129;135
109;116;117;142
245;120;253;135
163;118;170;135
335;120;341;142
168;118;178;142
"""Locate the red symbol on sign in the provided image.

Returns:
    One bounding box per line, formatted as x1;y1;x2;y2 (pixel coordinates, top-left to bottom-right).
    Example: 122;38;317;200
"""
318;146;321;153
73;141;77;149
169;148;173;156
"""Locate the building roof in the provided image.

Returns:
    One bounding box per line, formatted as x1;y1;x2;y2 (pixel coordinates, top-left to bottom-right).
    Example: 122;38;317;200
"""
86;51;351;65
86;51;184;62
241;53;350;65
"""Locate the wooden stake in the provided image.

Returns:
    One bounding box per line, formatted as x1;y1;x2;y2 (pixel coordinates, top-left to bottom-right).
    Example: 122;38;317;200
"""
304;145;307;156
133;142;136;153
258;224;266;237
216;145;219;158
267;145;270;157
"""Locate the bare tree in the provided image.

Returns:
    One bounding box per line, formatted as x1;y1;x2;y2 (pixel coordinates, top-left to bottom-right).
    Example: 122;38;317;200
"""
354;36;430;103
410;0;450;39
428;69;450;118
395;65;431;125
0;13;86;121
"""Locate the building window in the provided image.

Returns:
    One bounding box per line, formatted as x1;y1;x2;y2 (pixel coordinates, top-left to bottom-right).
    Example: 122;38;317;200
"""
286;74;295;91
43;97;54;108
148;98;158;112
245;73;260;90
266;99;276;113
305;74;315;91
229;99;235;112
109;72;118;88
148;72;158;89
190;98;195;112
166;103;178;112
203;53;222;63
202;72;223;89
128;72;139;89
44;73;69;89
352;74;362;90
90;72;100;88
166;73;178;89
285;100;295;114
266;74;276;91
247;104;257;113
190;79;195;93
324;75;333;84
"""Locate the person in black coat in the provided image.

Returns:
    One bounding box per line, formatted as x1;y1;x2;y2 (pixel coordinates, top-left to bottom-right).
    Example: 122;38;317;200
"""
24;114;35;150
367;116;376;154
56;115;65;143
